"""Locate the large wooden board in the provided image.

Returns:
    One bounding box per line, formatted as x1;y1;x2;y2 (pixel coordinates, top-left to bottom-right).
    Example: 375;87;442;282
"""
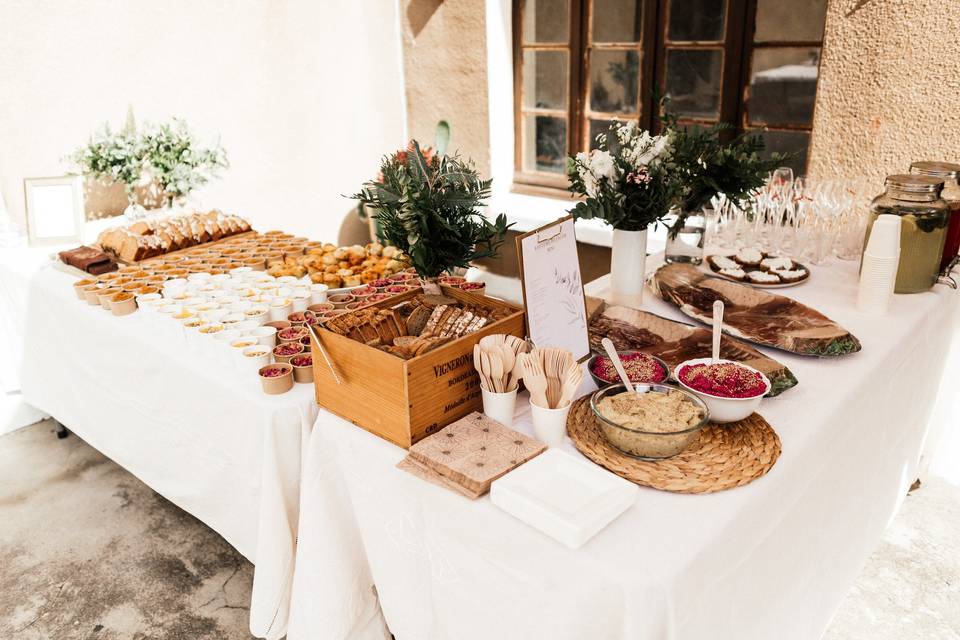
648;263;861;357
587;298;798;396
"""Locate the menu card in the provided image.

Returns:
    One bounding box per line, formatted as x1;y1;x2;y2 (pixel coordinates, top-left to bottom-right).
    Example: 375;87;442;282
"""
516;216;590;362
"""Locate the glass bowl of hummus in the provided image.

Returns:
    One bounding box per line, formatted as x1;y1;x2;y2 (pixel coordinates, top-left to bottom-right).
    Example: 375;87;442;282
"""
589;383;709;459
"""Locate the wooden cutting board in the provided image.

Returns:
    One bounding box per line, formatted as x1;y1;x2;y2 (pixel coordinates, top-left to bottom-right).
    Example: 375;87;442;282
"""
648;263;862;357
587;298;798;396
401;412;547;498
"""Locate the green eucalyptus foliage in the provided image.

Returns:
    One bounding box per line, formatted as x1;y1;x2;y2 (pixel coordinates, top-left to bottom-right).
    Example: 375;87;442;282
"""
351;141;511;279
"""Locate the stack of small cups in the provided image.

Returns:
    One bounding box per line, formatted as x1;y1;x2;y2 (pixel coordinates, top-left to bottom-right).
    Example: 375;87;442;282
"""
857;214;902;314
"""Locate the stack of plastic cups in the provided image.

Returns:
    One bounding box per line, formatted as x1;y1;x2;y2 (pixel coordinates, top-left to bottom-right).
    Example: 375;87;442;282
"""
857;214;902;314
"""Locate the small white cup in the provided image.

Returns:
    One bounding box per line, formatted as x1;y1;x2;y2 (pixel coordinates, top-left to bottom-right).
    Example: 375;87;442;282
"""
187;273;212;284
291;292;311;312
234;320;260;334
241;345;272;373
269;298;293;321
529;400;572;447
276;276;298;285
230;266;252;278
481;386;518;427
201;308;229;323
309;283;329;304
248;326;278;348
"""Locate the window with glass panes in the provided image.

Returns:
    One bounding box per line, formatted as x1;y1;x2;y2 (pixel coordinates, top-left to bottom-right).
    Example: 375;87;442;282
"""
512;0;826;190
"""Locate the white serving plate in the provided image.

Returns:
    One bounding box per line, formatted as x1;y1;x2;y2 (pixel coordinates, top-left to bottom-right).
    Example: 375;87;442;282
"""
491;449;638;549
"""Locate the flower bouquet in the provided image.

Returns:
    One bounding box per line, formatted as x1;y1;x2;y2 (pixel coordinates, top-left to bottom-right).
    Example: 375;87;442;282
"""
567;122;681;306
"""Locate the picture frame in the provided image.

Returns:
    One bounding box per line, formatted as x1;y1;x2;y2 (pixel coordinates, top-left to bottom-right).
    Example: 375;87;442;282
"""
23;175;84;246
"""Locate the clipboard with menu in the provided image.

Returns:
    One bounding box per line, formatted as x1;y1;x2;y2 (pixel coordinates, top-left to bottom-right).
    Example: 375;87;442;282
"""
515;216;591;362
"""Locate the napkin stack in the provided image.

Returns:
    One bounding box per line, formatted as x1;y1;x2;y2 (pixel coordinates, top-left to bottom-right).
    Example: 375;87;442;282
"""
398;412;546;499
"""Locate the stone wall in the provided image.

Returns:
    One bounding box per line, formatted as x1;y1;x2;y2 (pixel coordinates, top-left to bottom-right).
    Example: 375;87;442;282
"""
807;0;960;183
400;0;491;176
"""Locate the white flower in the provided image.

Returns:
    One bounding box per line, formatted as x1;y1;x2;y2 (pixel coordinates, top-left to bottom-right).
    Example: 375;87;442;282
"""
589;150;617;180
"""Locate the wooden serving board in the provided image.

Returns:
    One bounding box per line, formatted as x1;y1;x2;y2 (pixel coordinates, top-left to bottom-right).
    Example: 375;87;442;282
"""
102;230;259;266
587;297;798;396
648;263;861;357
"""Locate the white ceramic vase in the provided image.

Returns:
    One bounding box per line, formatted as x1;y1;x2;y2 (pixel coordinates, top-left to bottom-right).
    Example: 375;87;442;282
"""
610;228;648;308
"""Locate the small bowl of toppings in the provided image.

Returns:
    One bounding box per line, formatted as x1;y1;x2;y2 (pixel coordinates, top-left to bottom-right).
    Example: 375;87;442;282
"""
328;293;355;309
299;335;311;347
587;350;668;387
109;291;138;316
673;358;770;424
277;327;308;343
258;363;294;395
369;278;393;290
457;281;485;292
307;302;334;314
287;311;309;326
384;284;413;295
272;342;305;363
290;354;314;383
590;383;709;459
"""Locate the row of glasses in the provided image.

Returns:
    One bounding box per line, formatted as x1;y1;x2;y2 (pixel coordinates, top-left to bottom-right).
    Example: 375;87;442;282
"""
709;171;876;265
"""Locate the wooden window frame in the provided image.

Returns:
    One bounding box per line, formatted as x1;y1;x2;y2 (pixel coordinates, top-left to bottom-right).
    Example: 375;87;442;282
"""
512;0;824;196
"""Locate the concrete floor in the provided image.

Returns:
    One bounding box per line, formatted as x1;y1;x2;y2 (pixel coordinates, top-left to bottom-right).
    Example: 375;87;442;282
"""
0;419;958;639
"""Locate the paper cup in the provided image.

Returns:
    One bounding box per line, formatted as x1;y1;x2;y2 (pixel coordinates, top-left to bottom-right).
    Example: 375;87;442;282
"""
481;386;518;427
309;284;329;304
248;326;278;348
242;346;272;373
530;400;572;447
865;214;902;257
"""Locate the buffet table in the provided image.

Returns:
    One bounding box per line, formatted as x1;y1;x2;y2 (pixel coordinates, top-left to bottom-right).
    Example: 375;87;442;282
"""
286;258;958;640
14;261;315;640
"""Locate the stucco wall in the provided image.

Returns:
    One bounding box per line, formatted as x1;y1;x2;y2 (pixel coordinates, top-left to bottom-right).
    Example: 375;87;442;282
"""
0;0;405;242
808;0;960;183
401;0;491;176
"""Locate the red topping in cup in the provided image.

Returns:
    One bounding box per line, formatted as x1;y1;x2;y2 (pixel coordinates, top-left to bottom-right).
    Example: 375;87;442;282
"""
278;328;305;340
591;352;666;384
273;343;303;356
458;282;485;291
299;335;311;345
370;279;392;288
288;312;307;323
260;366;289;378
678;362;767;399
385;285;409;293
291;355;312;367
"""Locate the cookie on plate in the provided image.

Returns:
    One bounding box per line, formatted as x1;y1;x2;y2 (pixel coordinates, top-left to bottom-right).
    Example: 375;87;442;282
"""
747;270;780;284
719;267;748;282
707;255;740;272
773;269;807;283
735;248;764;266
760;256;794;271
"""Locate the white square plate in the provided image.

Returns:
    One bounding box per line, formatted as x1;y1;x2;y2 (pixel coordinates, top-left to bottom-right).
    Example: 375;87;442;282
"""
491;449;638;549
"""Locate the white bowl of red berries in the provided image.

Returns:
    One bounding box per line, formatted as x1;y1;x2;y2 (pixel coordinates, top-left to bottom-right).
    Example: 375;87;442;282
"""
673;358;770;424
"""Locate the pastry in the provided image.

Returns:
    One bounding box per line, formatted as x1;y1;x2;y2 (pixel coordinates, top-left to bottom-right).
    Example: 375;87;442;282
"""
735;248;763;266
760;256;794;271
707;255;740;271
747;271;780;284
719;268;748;281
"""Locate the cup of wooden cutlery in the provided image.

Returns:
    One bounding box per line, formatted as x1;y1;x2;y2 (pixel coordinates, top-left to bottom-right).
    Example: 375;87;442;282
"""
523;350;583;446
474;343;521;426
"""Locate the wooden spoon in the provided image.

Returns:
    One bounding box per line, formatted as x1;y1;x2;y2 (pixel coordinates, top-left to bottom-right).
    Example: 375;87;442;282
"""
601;337;635;394
488;349;505;393
712;300;724;363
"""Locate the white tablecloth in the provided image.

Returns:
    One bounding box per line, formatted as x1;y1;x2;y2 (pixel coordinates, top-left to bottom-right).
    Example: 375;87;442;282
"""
286;258;959;640
13;261;316;639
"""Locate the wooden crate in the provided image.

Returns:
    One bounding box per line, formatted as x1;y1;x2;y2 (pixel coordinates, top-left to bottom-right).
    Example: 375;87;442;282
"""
310;286;526;448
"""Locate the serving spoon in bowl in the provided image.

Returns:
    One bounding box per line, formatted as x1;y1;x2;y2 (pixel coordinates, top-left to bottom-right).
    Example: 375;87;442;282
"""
601;337;635;395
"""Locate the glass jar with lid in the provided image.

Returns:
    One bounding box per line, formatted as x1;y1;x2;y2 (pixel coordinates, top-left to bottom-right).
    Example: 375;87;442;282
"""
862;174;950;293
910;161;960;271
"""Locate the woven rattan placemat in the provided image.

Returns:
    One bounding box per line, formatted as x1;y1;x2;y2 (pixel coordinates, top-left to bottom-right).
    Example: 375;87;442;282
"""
566;396;781;494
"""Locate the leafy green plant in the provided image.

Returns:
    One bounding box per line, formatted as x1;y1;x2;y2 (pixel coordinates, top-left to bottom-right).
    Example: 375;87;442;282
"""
67;123;146;205
664;111;786;233
566;121;682;231
141;119;228;207
67;115;228;208
350;141;511;279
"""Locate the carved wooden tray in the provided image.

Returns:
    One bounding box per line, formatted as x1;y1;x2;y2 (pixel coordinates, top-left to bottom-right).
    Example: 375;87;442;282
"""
648;263;861;357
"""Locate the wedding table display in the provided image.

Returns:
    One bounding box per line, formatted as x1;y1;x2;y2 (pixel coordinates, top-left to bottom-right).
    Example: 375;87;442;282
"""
649;263;862;356
29;207;428;639
286;251;957;640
